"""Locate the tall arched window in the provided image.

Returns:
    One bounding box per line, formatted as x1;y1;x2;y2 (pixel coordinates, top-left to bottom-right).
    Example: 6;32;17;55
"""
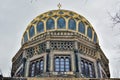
37;21;44;33
36;61;40;75
40;60;44;72
94;33;97;43
24;32;28;42
89;63;93;78
46;18;55;30
29;26;35;38
31;63;35;77
65;58;70;71
60;58;65;71
81;60;85;75
68;19;76;30
55;57;60;72
57;18;66;29
85;62;89;77
79;22;85;34
87;27;92;39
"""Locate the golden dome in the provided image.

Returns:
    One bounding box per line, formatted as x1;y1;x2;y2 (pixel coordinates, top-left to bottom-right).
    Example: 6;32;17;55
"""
21;9;98;45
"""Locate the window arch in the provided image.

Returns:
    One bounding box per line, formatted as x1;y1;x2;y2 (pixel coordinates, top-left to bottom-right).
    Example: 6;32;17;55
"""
46;18;55;30
94;33;97;43
68;19;76;30
87;27;92;39
37;21;44;33
57;17;66;29
24;32;28;42
29;26;35;38
79;22;85;34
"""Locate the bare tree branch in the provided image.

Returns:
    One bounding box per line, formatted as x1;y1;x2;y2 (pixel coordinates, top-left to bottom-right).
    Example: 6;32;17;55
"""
108;9;120;28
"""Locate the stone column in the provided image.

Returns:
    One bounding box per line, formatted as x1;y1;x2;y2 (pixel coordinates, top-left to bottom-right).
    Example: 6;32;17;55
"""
22;50;27;77
96;59;101;78
74;41;81;77
46;41;51;76
50;52;53;73
25;59;30;77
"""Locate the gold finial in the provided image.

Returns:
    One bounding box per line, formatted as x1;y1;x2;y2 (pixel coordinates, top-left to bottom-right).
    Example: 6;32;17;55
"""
57;3;62;9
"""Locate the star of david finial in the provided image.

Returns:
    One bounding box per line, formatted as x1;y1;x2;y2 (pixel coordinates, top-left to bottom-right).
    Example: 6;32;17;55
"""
57;3;62;10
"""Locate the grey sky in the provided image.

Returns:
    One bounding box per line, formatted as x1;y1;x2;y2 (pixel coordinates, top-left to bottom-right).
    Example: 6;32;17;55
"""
0;0;120;78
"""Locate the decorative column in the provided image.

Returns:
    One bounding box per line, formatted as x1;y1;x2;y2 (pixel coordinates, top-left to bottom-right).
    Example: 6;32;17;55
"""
22;50;27;77
23;50;30;77
74;41;81;77
96;59;101;78
46;41;50;75
25;59;30;77
95;44;101;78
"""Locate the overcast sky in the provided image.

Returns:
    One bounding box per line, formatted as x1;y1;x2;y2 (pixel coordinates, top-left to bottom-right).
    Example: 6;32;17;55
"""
0;0;120;78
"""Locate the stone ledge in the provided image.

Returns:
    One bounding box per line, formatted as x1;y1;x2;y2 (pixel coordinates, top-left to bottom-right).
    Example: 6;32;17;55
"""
1;77;120;80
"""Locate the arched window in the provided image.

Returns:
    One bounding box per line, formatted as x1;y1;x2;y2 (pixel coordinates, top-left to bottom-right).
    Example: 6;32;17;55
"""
94;33;97;43
29;59;44;77
80;59;95;78
85;62;89;77
60;58;65;71
87;27;92;39
68;19;76;30
46;18;55;30
79;22;85;34
89;63;93;78
65;58;70;71
81;60;85;75
57;18;66;29
29;26;35;38
55;57;60;72
40;60;44;72
36;61;40;75
31;63;35;77
37;21;44;33
54;56;71;72
24;32;28;42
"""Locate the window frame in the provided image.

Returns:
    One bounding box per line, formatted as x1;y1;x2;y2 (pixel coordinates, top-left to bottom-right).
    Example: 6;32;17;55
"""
29;58;44;77
29;26;35;38
37;21;44;33
87;27;92;39
78;22;85;34
57;17;66;29
54;56;71;72
68;18;76;30
46;18;55;30
80;58;95;78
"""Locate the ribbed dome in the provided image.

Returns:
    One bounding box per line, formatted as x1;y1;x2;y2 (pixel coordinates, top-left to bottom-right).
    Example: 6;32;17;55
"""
21;9;98;45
